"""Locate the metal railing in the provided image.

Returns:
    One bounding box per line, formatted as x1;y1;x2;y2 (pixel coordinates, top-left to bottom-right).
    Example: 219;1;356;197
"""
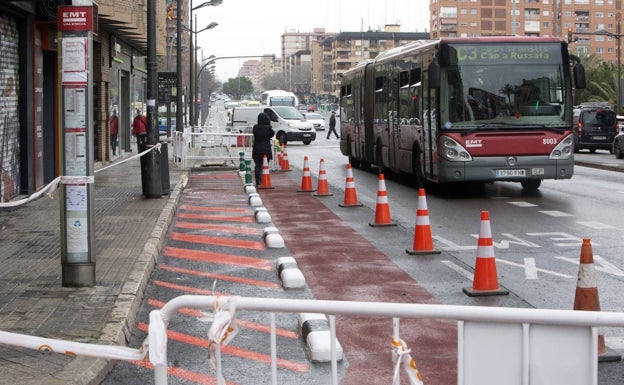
171;126;253;168
3;295;622;385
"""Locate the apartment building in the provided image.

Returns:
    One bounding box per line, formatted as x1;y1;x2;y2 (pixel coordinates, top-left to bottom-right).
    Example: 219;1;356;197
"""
429;0;622;64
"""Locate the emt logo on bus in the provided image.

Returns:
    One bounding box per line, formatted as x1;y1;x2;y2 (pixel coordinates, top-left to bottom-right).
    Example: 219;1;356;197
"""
465;140;483;148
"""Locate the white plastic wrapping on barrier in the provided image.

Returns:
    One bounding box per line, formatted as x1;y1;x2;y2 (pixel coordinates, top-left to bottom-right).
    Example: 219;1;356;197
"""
297;313;343;362
254;207;272;224
276;256;306;289
148;310;167;366
263;227;284;248
244;185;257;194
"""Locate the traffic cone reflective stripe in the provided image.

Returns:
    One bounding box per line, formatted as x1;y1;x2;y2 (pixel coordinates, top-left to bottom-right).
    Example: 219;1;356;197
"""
280;145;291;171
463;211;509;296
314;159;333;196
369;173;397;227
259;155;275;189
297;156;316;192
406;188;440;255
573;238;621;361
339;163;362;207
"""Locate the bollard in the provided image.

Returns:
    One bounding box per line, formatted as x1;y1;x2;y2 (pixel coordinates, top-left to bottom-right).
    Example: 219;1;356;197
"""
244;159;252;184
239;151;245;172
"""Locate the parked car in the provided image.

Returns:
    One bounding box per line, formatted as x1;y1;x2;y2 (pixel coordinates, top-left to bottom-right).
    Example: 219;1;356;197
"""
303;112;326;131
572;105;617;153
612;115;624;158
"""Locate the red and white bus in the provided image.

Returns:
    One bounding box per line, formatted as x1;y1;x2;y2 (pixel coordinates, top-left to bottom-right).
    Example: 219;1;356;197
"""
339;36;586;190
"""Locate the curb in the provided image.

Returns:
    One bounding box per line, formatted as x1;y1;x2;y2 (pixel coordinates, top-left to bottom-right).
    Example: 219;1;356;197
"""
54;171;189;385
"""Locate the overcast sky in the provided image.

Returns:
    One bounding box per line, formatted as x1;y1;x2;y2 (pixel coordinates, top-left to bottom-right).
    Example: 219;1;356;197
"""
192;0;431;82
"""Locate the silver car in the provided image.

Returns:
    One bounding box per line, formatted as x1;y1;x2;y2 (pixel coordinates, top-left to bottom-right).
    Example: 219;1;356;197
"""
303;112;326;131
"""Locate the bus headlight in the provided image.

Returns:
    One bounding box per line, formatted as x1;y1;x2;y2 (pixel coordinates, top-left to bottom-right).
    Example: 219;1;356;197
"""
549;134;573;160
440;136;472;162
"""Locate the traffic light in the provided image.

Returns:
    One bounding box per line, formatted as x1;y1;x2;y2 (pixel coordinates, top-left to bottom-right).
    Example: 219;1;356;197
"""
167;3;174;20
567;27;577;43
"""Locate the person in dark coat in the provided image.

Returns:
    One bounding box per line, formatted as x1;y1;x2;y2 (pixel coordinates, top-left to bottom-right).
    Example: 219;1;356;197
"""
252;112;275;186
327;111;339;139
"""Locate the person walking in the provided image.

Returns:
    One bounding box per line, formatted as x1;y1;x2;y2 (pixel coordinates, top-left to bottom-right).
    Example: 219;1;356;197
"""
252;112;275;186
327;111;339;139
110;110;119;155
132;108;147;152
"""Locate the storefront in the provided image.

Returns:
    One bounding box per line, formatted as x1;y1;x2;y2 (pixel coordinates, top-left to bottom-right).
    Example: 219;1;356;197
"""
109;38;146;157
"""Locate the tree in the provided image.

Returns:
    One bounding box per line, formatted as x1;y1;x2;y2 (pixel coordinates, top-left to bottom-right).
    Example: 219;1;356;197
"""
222;77;254;100
261;73;287;91
574;53;621;111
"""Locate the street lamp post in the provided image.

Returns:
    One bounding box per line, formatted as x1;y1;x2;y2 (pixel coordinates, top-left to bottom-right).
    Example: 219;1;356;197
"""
189;0;222;129
189;19;218;127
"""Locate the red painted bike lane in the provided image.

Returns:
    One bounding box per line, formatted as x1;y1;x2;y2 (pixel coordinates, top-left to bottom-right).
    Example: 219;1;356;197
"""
259;171;457;385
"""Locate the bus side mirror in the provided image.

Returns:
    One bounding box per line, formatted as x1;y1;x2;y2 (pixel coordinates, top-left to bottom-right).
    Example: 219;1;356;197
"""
428;61;441;89
574;64;586;90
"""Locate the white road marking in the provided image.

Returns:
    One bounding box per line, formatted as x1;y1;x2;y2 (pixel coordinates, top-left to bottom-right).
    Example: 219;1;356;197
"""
508;201;538;207
496;258;574;279
576;221;616;230
441;260;474;281
539;210;573;217
555;254;624;277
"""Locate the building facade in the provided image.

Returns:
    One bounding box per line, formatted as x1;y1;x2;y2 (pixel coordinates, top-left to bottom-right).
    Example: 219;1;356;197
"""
429;0;622;64
0;0;168;202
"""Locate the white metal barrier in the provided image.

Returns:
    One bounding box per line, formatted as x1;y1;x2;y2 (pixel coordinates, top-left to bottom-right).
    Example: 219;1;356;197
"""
171;126;253;169
2;295;624;385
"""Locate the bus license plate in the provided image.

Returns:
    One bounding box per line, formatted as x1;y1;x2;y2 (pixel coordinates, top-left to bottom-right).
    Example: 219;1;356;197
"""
593;136;607;140
496;169;526;178
303;133;311;137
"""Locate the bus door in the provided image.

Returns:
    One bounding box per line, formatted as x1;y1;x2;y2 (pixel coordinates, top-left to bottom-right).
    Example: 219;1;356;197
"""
387;72;400;170
422;72;438;181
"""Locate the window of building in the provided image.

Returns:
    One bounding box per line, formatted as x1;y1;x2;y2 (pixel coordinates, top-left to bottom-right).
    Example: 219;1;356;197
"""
596;47;604;54
596;12;604;18
471;21;478;27
461;8;467;14
471;8;478;15
441;7;457;18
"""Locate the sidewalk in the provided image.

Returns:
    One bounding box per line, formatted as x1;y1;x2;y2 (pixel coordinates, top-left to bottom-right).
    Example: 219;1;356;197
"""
0;148;187;385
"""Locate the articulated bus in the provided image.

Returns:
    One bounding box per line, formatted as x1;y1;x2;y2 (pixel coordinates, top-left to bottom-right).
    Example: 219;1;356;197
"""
339;36;586;190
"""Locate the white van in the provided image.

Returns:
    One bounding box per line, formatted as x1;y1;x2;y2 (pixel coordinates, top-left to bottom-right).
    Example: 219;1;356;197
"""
230;106;316;145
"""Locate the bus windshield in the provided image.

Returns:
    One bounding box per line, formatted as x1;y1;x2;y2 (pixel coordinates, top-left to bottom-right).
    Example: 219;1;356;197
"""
440;43;570;131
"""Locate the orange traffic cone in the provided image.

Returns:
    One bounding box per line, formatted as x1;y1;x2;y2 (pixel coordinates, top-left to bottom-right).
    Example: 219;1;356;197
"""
573;238;621;362
369;173;397;227
314;158;333;197
463;211;509;296
339;163;362;207
297;156;316;192
258;155;275;189
280;145;291;171
406;188;440;255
